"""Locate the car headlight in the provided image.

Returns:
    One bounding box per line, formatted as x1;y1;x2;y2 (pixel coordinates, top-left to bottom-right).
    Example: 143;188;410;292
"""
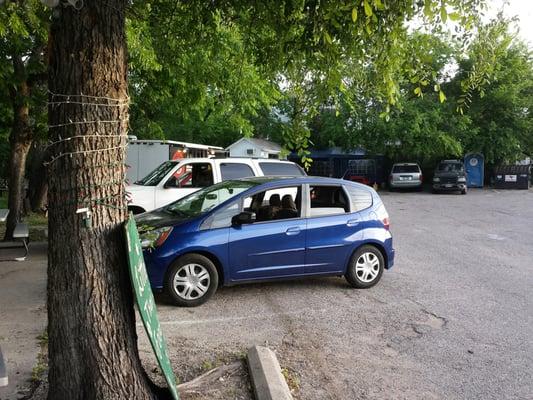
433;177;440;182
140;227;173;249
458;177;466;182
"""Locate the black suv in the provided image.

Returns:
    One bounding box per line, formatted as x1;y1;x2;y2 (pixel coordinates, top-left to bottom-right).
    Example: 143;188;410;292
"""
432;160;467;194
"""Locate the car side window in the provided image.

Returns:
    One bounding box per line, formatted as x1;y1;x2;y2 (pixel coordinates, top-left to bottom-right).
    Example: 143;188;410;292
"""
309;185;349;217
220;163;255;180
202;202;240;230
165;163;214;188
344;186;372;212
258;162;305;176
243;186;301;222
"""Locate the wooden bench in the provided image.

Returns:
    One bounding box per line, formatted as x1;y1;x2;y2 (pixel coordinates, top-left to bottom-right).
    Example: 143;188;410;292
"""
12;222;29;261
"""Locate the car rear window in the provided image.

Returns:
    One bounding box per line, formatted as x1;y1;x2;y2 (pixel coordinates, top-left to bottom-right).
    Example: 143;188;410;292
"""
220;163;255;180
345;186;373;212
259;162;305;176
393;165;420;173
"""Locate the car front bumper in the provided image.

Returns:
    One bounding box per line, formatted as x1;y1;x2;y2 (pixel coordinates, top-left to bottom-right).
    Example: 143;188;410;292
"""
433;183;466;191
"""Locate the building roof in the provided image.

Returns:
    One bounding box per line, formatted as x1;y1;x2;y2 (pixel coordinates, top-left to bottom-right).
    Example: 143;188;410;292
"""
128;138;223;151
226;137;282;153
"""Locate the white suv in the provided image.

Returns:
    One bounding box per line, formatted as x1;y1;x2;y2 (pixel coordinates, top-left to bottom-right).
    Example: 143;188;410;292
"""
126;158;305;213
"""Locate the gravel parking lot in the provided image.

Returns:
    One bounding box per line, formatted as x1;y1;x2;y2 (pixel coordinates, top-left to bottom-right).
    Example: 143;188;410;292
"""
146;188;533;400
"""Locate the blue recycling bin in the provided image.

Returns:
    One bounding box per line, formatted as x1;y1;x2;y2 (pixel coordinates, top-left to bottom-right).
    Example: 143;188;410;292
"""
464;153;484;188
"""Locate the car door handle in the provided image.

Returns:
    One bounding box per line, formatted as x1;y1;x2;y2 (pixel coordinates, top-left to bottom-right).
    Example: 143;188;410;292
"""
286;227;301;235
347;219;360;227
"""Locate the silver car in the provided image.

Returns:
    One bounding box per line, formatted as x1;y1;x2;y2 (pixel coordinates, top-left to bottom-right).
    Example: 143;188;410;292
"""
389;163;423;190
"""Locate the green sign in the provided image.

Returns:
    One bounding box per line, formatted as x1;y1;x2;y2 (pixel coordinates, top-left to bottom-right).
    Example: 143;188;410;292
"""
125;215;179;400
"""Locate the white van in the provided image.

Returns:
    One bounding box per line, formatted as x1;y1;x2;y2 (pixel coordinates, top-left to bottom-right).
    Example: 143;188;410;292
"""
126;158;306;213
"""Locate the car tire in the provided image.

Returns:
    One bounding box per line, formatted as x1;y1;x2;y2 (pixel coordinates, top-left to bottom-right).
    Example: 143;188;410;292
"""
432;188;438;194
345;245;385;289
164;254;219;307
461;188;467;195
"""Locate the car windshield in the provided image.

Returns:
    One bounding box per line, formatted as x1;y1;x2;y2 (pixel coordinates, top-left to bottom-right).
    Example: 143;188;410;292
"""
135;161;176;186
165;180;260;217
393;165;419;173
438;162;463;172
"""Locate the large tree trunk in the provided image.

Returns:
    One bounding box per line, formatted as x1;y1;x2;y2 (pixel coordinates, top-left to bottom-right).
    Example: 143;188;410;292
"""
47;2;163;399
4;69;32;240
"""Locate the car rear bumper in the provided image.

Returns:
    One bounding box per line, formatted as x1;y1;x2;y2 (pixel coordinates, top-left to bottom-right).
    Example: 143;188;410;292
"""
386;248;395;269
390;181;422;188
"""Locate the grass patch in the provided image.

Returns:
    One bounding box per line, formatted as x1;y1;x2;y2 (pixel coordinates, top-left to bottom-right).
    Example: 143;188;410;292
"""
0;192;48;241
31;329;48;384
26;212;47;227
36;331;48;346
281;367;300;394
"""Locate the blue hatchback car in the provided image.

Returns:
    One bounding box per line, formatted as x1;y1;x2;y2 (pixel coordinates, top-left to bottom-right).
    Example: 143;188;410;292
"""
136;176;394;307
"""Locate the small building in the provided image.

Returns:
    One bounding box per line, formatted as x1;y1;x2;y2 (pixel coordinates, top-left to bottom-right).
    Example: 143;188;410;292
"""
226;138;284;159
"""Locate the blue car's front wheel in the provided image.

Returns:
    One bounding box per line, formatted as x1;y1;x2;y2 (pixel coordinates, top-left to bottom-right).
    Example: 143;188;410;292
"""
164;254;219;307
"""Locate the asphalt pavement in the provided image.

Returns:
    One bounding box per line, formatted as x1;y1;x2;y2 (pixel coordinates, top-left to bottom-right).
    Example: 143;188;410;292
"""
149;188;533;400
0;243;47;400
1;189;532;399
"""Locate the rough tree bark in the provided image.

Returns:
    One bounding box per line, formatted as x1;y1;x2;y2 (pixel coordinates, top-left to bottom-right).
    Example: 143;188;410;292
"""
4;55;32;240
47;2;166;399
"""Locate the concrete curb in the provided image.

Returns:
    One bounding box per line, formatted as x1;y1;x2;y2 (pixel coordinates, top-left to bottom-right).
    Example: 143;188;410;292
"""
247;346;292;400
0;345;8;387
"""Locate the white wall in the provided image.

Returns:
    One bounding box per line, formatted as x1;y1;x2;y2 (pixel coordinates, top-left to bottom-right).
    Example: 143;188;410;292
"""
126;143;170;182
228;139;281;159
229;140;261;158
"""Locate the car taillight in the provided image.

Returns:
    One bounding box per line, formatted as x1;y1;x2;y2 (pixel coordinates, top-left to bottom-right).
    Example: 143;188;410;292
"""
376;203;390;231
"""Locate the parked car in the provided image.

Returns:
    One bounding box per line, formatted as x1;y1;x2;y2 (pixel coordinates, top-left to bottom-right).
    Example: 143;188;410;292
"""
127;158;306;213
388;163;423;190
432;160;467;194
136;176;395;307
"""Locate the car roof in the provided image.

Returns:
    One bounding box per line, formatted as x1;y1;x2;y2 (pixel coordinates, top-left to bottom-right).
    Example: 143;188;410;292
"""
170;157;297;163
237;175;372;189
393;163;419;166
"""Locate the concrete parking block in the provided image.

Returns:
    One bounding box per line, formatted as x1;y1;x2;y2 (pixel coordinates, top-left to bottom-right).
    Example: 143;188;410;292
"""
247;345;292;400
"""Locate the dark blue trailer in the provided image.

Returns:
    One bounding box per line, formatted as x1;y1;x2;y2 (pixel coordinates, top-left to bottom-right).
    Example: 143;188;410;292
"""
289;151;391;186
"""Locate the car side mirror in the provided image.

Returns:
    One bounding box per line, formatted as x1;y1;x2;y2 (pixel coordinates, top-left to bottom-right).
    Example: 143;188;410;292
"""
232;211;256;226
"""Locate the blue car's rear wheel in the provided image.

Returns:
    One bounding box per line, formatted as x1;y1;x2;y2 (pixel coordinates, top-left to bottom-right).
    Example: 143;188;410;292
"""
345;245;384;288
165;254;219;307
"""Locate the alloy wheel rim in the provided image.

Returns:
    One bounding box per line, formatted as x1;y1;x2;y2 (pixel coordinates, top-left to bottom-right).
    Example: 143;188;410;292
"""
355;252;380;283
173;263;210;300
